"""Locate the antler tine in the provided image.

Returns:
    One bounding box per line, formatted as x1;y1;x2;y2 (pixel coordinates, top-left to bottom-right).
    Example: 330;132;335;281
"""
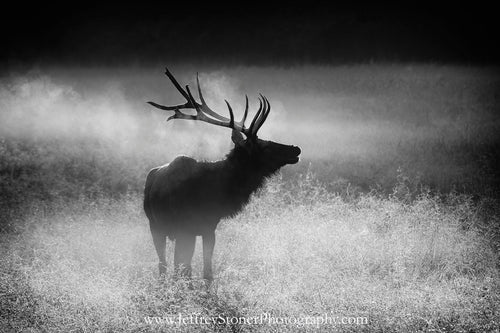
235;95;249;129
196;73;208;106
248;97;264;134
253;95;271;134
185;85;202;115
165;67;191;102
250;94;268;136
164;107;196;121
147;101;179;111
224;100;235;127
196;73;231;122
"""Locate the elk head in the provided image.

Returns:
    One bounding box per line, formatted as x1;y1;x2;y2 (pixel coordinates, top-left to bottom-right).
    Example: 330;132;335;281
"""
148;68;301;173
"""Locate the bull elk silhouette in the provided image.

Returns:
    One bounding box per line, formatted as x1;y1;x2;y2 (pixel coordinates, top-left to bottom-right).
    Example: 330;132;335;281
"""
144;68;301;282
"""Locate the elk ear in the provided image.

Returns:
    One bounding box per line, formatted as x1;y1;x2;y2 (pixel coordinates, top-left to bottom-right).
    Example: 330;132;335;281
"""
231;129;245;145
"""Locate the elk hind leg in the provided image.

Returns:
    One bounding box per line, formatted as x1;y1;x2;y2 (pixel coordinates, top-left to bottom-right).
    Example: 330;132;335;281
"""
151;230;167;276
202;231;215;283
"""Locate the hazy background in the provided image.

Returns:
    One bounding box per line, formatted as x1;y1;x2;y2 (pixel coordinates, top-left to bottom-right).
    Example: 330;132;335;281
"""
1;5;500;332
1;65;499;207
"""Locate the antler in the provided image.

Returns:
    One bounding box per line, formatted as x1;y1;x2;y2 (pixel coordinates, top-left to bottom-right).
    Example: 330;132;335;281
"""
148;68;271;138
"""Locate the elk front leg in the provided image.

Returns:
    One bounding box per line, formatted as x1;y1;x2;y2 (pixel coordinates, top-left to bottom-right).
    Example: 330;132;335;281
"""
202;231;215;282
174;232;196;278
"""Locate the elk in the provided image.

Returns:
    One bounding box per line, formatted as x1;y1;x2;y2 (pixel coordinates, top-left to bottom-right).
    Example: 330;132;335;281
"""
144;68;301;282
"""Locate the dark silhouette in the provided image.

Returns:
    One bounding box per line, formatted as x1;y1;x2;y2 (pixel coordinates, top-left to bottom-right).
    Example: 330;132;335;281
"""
144;68;301;281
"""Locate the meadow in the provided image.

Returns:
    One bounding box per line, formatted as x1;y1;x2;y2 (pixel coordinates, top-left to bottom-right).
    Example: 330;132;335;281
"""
1;64;499;332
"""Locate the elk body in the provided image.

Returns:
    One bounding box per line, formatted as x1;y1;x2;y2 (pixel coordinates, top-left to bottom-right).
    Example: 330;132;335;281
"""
144;69;301;281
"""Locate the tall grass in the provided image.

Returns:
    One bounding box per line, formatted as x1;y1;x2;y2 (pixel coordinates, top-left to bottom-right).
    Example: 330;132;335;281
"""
1;176;499;332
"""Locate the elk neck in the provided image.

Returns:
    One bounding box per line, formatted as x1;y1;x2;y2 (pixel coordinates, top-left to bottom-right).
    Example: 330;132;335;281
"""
218;146;275;205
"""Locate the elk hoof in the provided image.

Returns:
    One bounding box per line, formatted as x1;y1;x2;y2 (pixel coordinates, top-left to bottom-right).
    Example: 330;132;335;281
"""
203;275;213;286
158;263;167;276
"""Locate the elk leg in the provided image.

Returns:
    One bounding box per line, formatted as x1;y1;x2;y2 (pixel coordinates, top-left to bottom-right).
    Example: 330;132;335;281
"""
151;230;167;276
202;231;215;282
174;232;196;278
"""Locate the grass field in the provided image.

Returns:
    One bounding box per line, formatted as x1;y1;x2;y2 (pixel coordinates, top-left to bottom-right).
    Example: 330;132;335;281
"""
1;64;499;332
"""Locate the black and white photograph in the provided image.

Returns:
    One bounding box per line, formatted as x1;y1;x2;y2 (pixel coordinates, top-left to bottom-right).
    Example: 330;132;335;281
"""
1;4;499;332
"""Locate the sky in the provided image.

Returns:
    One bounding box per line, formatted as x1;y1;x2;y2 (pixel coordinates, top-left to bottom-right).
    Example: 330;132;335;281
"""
1;4;498;68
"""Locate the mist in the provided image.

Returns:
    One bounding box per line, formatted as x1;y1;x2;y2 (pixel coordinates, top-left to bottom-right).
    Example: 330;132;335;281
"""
2;64;499;194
